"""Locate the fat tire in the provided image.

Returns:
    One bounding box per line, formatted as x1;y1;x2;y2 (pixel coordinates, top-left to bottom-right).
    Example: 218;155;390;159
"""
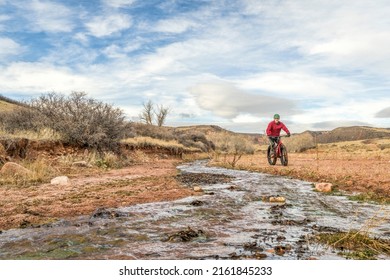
267;145;277;165
280;145;288;166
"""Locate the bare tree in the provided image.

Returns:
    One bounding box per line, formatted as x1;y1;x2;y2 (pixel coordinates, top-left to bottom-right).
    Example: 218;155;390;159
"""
139;100;154;125
155;104;170;127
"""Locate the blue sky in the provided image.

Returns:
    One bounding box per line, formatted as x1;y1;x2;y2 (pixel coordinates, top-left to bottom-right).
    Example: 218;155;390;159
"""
1;0;390;133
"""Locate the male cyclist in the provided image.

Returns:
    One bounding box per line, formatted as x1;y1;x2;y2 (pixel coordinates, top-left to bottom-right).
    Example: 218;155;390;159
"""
266;114;291;150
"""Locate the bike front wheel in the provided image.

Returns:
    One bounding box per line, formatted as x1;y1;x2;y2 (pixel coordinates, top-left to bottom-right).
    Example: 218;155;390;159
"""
267;145;277;165
280;144;288;166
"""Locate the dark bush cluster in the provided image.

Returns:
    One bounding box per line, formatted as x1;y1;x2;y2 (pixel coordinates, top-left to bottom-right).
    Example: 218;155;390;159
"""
31;92;126;151
0;92;127;152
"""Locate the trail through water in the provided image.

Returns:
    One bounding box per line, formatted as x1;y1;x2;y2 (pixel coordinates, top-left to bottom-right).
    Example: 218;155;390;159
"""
1;160;389;259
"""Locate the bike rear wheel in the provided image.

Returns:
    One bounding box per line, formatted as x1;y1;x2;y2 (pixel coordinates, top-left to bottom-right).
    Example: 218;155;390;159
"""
280;144;288;166
267;145;277;165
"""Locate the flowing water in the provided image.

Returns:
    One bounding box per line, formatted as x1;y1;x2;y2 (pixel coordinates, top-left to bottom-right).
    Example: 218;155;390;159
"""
1;160;389;260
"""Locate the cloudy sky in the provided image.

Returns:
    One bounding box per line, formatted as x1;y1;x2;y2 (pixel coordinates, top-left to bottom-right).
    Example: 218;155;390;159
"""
1;0;390;133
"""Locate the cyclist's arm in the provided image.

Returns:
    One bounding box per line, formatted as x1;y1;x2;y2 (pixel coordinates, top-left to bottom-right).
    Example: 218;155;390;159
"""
266;122;273;136
281;123;290;135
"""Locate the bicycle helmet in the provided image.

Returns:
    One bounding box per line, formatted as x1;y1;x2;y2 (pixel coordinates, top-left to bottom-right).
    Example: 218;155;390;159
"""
274;114;280;119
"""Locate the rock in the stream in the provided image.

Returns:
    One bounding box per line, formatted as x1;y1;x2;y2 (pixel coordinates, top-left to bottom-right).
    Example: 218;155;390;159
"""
193;186;203;192
315;182;333;193
0;162;32;177
51;176;70;185
269;196;286;203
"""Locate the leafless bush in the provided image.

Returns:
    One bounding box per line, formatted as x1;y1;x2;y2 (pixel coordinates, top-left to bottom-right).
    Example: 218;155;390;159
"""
30;92;126;151
208;132;255;167
139;100;154;125
155;104;170;127
284;132;316;152
139;100;170;127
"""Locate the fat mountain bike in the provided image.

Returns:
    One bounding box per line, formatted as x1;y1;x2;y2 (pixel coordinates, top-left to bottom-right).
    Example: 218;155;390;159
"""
267;135;288;166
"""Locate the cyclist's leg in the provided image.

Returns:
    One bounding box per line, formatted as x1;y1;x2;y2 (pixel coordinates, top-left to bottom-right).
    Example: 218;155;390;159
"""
269;137;277;151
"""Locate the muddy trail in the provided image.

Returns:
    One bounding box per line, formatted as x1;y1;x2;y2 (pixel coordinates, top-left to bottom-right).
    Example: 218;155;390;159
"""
0;160;389;260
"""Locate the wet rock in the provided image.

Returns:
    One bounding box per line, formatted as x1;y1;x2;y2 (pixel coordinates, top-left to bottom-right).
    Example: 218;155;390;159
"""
0;162;32;177
228;252;267;260
51;176;70;186
164;226;206;242
263;196;286;203
312;225;341;233
272;218;312;226
274;245;292;256
193;186;203;192
190;200;205;206
91;208;127;219
315;182;333;192
177;172;233;186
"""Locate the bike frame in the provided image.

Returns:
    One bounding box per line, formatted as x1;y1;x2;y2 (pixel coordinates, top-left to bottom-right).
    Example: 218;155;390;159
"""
274;136;285;158
267;135;288;166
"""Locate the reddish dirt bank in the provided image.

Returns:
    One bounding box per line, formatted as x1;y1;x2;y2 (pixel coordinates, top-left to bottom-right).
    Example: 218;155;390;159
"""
0;158;195;231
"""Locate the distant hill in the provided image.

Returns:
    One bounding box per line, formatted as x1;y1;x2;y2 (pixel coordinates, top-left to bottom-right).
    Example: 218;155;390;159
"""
315;126;390;143
0;95;24;112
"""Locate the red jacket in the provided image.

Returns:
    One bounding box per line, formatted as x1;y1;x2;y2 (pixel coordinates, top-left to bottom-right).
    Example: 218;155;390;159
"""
266;121;290;137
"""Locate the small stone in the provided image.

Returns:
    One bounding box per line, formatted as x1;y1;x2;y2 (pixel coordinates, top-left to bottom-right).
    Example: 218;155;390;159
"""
193;186;203;192
51;176;70;185
315;183;333;192
269;196;286;203
0;162;32;177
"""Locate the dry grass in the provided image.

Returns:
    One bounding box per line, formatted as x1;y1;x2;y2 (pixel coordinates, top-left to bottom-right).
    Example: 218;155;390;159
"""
0;157;58;187
0;127;62;141
317;208;390;259
122;136;201;153
210;138;390;203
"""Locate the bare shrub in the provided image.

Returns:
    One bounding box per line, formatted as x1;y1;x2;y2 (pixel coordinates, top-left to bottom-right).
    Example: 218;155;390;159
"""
30;92;126;151
208;132;255;167
284;132;316;152
139;100;154;125
155;104;170;127
139;100;170;127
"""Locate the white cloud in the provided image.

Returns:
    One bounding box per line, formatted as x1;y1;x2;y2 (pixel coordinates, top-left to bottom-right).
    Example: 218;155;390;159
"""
86;13;132;37
237;72;361;98
102;0;136;8
376;107;390;118
0;62;101;95
0;37;24;60
243;0;390;75
0;14;10;31
153;18;198;33
190;82;298;119
20;0;74;33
